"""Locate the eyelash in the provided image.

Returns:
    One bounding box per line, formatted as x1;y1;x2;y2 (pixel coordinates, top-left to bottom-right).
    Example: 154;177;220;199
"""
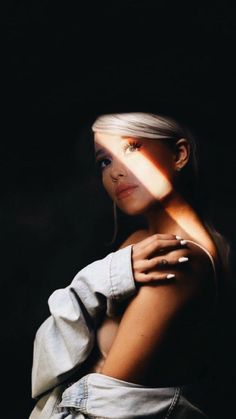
96;141;142;171
123;141;142;153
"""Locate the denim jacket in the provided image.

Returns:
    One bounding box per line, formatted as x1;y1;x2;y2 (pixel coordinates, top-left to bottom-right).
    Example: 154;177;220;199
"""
29;245;210;419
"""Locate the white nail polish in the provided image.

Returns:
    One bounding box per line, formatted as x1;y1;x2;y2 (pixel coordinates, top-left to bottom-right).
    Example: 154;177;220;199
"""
178;257;189;263
176;235;182;240
167;273;175;279
180;240;187;245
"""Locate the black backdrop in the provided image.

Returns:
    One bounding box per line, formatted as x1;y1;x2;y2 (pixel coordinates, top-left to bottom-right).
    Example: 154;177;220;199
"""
2;2;236;418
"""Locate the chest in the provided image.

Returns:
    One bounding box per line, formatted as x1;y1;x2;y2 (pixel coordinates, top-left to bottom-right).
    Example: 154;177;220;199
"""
96;314;122;358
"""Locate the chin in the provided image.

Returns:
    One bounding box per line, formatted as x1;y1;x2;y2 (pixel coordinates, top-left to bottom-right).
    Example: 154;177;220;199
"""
117;199;158;217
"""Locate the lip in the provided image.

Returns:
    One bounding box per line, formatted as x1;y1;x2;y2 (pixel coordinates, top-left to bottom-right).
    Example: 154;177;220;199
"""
115;183;138;199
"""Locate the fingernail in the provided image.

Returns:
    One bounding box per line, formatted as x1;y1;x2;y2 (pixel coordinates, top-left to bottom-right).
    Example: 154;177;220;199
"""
180;240;187;245
167;273;175;279
176;235;182;240
178;257;189;263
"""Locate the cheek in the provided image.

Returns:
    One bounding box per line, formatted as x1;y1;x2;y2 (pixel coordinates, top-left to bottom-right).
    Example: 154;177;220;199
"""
101;173;114;198
129;160;173;197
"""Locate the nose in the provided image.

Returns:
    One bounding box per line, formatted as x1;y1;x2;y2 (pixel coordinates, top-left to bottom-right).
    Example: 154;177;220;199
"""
110;160;127;182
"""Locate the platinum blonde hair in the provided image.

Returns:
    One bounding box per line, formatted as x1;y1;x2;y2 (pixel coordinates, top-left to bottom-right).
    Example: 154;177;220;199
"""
93;112;188;139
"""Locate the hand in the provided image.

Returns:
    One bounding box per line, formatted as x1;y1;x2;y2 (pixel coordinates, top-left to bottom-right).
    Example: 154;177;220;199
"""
131;234;190;283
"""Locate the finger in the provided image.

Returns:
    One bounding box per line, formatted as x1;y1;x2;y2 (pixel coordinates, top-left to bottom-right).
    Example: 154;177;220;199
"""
134;233;182;251
140;238;188;259
135;271;176;283
141;254;189;271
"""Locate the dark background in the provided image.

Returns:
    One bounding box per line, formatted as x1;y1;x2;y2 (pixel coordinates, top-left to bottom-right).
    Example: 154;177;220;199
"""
2;2;236;418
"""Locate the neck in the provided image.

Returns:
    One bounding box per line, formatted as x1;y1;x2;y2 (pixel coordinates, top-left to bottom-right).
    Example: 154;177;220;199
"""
145;192;210;244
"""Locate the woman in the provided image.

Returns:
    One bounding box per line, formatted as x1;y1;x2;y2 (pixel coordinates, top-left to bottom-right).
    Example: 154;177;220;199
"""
29;112;229;418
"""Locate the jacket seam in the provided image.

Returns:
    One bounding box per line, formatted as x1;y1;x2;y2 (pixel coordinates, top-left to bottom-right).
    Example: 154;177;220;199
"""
164;386;181;419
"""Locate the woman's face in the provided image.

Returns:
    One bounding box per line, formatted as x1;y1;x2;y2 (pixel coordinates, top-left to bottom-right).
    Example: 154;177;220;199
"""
94;132;178;215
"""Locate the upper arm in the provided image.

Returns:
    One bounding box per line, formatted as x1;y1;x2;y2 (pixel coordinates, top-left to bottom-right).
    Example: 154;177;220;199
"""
101;244;215;383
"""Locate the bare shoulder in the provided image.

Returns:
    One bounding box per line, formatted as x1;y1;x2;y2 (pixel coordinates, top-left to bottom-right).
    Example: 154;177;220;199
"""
175;239;217;305
132;240;216;322
118;229;150;249
185;239;217;280
138;238;216;305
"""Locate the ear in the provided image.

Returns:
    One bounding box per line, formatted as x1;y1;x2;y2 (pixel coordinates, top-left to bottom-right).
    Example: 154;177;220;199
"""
173;138;190;171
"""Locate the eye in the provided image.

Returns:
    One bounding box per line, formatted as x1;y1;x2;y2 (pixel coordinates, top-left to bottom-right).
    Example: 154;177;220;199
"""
96;157;111;170
123;141;142;154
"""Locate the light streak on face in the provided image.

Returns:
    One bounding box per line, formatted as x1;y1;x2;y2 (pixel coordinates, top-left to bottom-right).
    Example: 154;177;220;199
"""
94;132;177;216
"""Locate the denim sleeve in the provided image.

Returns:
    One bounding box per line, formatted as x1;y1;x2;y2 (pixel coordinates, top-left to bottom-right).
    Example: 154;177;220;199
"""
31;245;136;399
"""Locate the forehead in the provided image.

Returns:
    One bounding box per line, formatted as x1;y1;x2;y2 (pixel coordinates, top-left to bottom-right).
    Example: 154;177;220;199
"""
94;132;154;149
94;132;127;147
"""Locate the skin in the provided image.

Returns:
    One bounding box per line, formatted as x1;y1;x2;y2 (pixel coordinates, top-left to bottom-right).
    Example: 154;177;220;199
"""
93;132;218;385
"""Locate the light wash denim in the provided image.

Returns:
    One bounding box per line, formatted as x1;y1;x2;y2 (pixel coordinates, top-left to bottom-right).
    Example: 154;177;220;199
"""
30;373;210;418
29;245;210;419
